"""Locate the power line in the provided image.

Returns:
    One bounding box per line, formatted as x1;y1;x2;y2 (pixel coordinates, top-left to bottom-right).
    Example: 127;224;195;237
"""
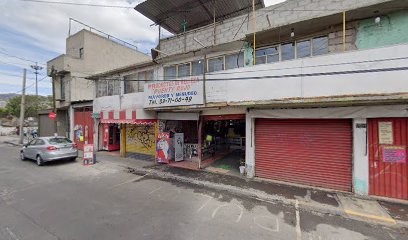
0;71;35;80
14;75;50;94
0;50;46;66
20;0;133;9
0;59;46;77
94;66;408;82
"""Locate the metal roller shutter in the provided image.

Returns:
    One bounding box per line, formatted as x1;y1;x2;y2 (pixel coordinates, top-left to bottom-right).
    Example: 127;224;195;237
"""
255;119;352;191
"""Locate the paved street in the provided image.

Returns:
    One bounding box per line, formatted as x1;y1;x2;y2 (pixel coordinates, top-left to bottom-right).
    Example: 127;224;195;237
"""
0;143;406;240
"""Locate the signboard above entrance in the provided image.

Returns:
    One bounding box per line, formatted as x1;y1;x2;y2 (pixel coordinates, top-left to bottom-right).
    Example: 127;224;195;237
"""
144;78;204;108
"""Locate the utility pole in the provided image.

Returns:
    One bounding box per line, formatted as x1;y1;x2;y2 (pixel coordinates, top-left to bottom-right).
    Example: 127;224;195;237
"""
51;66;58;135
30;62;43;96
19;69;27;144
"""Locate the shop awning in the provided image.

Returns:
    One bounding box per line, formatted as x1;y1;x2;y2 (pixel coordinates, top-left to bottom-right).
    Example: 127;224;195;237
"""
100;110;156;125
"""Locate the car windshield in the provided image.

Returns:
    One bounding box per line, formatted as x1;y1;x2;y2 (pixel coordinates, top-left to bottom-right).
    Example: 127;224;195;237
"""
48;138;72;144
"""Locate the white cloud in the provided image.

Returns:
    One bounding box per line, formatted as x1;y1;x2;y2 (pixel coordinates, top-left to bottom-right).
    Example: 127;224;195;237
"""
0;0;157;55
0;0;287;95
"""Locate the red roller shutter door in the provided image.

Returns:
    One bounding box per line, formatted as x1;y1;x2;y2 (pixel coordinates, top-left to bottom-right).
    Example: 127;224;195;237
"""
255;119;352;191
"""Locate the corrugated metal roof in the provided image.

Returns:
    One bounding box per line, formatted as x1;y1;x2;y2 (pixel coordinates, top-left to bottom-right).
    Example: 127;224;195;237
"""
135;0;264;34
86;60;155;80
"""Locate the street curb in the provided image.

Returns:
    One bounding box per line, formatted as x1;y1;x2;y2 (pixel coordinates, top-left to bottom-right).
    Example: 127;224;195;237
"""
3;141;22;147
125;166;407;228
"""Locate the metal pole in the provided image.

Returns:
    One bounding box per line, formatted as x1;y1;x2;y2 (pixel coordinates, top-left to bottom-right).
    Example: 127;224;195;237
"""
158;25;161;50
343;11;346;52
35;69;38;96
213;0;216;45
253;0;256;65
51;68;58;135
19;69;26;144
30;63;43;96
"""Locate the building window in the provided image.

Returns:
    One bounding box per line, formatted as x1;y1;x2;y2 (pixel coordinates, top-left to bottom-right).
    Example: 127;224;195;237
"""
124;74;137;94
164;66;176;80
192;60;204;76
146;70;154;83
177;63;191;78
60;76;65;100
97;80;107;97
107;80;114;96
79;48;84;59
281;43;295;61
256;46;279;65
97;79;120;97
208;57;224;73
137;70;154;92
113;79;120;95
225;52;244;70
297;40;311;58
312;36;328;56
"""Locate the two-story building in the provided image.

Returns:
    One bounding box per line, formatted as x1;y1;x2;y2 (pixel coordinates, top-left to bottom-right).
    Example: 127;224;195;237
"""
90;0;408;200
47;29;150;150
87;61;158;160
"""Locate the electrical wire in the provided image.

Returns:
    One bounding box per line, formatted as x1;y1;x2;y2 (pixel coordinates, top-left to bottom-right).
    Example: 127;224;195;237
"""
14;75;50;94
0;50;46;66
0;71;35;80
94;66;408;82
127;55;408;80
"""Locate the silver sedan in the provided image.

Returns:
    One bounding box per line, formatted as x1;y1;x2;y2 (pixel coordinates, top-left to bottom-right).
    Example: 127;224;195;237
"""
20;137;78;166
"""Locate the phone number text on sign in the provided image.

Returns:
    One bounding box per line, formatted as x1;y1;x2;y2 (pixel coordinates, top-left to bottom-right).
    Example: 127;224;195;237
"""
144;78;204;108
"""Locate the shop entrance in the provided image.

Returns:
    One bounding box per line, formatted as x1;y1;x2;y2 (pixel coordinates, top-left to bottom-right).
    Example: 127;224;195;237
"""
102;123;120;151
202;114;246;176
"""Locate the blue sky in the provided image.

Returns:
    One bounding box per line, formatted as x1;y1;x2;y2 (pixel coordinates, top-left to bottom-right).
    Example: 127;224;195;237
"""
0;0;283;96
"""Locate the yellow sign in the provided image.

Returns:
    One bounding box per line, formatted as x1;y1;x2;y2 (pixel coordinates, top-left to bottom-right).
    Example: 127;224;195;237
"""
378;122;393;144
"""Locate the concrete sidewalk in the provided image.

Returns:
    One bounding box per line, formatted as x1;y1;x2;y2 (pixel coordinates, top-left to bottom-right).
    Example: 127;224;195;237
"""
0;135;27;146
94;152;408;228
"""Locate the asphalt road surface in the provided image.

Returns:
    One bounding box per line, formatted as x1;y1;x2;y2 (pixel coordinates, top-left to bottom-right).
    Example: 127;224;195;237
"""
0;143;406;240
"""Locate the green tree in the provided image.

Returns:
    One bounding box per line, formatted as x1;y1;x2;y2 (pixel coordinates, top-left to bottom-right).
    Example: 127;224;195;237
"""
5;95;52;118
0;107;7;117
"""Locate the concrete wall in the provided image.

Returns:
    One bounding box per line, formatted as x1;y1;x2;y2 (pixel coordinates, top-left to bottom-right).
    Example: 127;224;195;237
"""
356;10;408;49
159;0;393;56
49;29;151;104
353;118;369;195
205;43;408;105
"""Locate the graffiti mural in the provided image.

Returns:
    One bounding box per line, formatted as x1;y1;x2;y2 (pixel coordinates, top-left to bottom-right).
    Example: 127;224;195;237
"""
126;125;156;156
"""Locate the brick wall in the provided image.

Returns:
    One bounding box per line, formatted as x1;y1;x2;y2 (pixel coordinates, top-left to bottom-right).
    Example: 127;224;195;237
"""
159;0;393;56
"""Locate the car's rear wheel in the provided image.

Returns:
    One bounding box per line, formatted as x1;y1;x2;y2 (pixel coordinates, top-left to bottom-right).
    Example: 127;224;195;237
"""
20;151;26;161
36;155;44;166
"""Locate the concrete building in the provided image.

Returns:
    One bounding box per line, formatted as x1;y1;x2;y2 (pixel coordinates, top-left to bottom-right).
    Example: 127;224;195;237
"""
90;0;408;200
47;29;150;149
87;61;157;159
